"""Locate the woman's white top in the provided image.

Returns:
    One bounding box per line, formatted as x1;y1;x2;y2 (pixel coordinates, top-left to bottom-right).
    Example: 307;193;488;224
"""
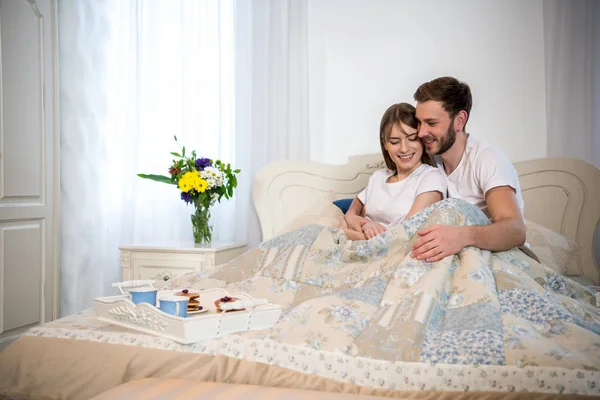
357;164;447;228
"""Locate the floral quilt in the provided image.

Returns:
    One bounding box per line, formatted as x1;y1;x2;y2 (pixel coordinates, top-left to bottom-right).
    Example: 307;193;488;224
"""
27;199;600;395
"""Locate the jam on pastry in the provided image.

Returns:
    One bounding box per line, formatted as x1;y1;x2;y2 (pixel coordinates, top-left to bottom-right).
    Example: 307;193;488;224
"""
175;289;200;299
214;296;244;312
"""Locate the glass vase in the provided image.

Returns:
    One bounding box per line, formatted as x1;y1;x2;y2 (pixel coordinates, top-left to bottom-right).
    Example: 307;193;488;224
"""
191;206;212;247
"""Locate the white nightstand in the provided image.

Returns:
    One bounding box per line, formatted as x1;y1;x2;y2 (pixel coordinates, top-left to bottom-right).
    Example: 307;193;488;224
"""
119;241;247;287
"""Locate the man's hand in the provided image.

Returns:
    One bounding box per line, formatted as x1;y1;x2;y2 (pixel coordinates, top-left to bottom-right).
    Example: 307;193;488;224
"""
345;214;368;232
411;224;470;262
361;220;387;239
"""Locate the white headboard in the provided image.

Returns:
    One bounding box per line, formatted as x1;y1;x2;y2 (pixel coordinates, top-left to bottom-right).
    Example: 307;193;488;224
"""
253;155;600;284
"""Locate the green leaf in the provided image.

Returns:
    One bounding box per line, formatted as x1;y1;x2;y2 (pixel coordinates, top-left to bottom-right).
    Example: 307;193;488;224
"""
137;174;176;184
174;135;178;141
233;169;240;173
182;146;186;157
170;152;181;157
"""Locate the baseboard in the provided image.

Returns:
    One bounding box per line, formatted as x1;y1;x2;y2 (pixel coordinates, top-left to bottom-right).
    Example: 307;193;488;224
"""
0;323;37;353
0;337;16;353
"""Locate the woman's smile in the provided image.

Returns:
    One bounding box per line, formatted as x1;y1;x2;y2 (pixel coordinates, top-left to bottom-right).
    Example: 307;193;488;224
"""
396;153;415;163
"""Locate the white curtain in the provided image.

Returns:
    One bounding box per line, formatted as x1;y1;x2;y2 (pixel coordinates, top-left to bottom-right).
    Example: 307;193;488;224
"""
58;0;235;316
232;0;310;246
543;0;600;266
58;0;309;315
543;0;600;167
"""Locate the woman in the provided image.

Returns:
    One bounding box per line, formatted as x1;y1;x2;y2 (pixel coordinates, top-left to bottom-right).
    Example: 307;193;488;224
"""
340;103;447;240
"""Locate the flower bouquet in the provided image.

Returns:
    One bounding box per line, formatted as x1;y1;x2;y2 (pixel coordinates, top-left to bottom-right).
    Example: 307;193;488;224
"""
138;136;240;246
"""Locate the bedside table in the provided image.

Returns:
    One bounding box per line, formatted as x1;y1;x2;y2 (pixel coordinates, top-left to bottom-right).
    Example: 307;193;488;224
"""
119;241;247;287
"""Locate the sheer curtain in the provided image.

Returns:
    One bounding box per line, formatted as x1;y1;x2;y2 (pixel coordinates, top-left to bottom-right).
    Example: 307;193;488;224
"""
233;0;310;246
543;0;600;266
543;0;599;167
58;0;309;315
59;0;236;315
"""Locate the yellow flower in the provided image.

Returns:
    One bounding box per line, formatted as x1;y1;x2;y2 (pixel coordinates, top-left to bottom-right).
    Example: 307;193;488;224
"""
178;171;199;193
178;171;208;194
195;179;208;193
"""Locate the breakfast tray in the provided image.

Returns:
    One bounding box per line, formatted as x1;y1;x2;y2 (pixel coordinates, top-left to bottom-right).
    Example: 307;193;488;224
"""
94;285;282;344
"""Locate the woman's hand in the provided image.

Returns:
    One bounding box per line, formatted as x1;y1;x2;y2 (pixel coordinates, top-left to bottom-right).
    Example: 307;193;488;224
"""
345;214;368;232
361;221;387;239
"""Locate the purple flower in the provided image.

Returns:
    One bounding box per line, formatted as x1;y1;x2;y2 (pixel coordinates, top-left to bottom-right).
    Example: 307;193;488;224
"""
195;158;211;170
181;192;192;204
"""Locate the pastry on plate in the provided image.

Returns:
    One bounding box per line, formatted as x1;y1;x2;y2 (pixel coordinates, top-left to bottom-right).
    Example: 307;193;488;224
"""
187;298;202;312
175;289;202;312
214;296;245;312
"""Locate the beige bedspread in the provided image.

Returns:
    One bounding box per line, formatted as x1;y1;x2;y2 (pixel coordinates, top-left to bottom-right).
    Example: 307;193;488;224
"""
2;336;598;400
1;199;599;399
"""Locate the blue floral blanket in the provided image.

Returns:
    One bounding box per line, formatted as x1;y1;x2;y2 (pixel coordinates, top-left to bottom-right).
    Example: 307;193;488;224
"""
18;199;600;395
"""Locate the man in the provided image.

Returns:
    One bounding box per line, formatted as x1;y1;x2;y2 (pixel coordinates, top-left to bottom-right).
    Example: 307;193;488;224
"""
411;76;526;262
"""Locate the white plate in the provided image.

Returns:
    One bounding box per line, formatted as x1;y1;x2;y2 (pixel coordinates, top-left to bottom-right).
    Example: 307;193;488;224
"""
187;308;208;316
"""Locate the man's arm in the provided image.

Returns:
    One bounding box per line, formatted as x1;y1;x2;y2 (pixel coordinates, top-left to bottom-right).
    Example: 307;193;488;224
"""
465;148;526;250
411;186;525;262
463;186;526;251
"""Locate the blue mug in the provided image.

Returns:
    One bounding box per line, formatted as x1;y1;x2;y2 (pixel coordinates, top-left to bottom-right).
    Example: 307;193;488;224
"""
129;287;158;306
159;296;189;317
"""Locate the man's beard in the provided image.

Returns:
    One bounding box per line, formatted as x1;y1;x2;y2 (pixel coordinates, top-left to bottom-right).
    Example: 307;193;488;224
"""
427;118;457;155
437;122;457;155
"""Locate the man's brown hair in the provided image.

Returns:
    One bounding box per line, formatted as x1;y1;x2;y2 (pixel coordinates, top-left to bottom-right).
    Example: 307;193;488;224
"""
413;76;473;129
380;103;432;171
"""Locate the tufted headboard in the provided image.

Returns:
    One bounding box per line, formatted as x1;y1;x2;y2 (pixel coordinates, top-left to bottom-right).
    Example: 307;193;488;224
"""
253;155;600;284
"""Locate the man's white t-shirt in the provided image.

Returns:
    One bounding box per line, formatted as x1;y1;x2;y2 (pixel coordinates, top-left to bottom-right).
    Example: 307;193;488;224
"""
357;164;447;229
433;134;524;218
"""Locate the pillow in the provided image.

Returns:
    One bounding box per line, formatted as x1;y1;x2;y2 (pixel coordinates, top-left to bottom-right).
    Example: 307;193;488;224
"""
279;203;343;234
525;220;580;274
276;191;341;234
333;198;354;214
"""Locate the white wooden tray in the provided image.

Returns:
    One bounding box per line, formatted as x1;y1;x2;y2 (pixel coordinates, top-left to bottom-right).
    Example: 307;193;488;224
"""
94;287;282;344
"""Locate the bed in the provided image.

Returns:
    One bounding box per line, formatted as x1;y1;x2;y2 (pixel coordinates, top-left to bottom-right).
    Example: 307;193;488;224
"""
1;156;599;400
253;155;600;286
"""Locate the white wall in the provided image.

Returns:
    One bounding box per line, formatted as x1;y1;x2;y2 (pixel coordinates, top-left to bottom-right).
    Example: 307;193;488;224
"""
308;0;547;164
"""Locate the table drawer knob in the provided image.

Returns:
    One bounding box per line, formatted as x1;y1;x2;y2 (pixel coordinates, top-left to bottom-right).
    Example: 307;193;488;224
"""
163;276;170;281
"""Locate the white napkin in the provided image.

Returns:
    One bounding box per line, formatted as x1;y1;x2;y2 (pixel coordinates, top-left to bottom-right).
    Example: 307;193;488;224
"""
219;298;268;311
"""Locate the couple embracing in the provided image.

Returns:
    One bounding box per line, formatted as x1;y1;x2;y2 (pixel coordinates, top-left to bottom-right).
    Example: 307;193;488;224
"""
340;76;526;261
